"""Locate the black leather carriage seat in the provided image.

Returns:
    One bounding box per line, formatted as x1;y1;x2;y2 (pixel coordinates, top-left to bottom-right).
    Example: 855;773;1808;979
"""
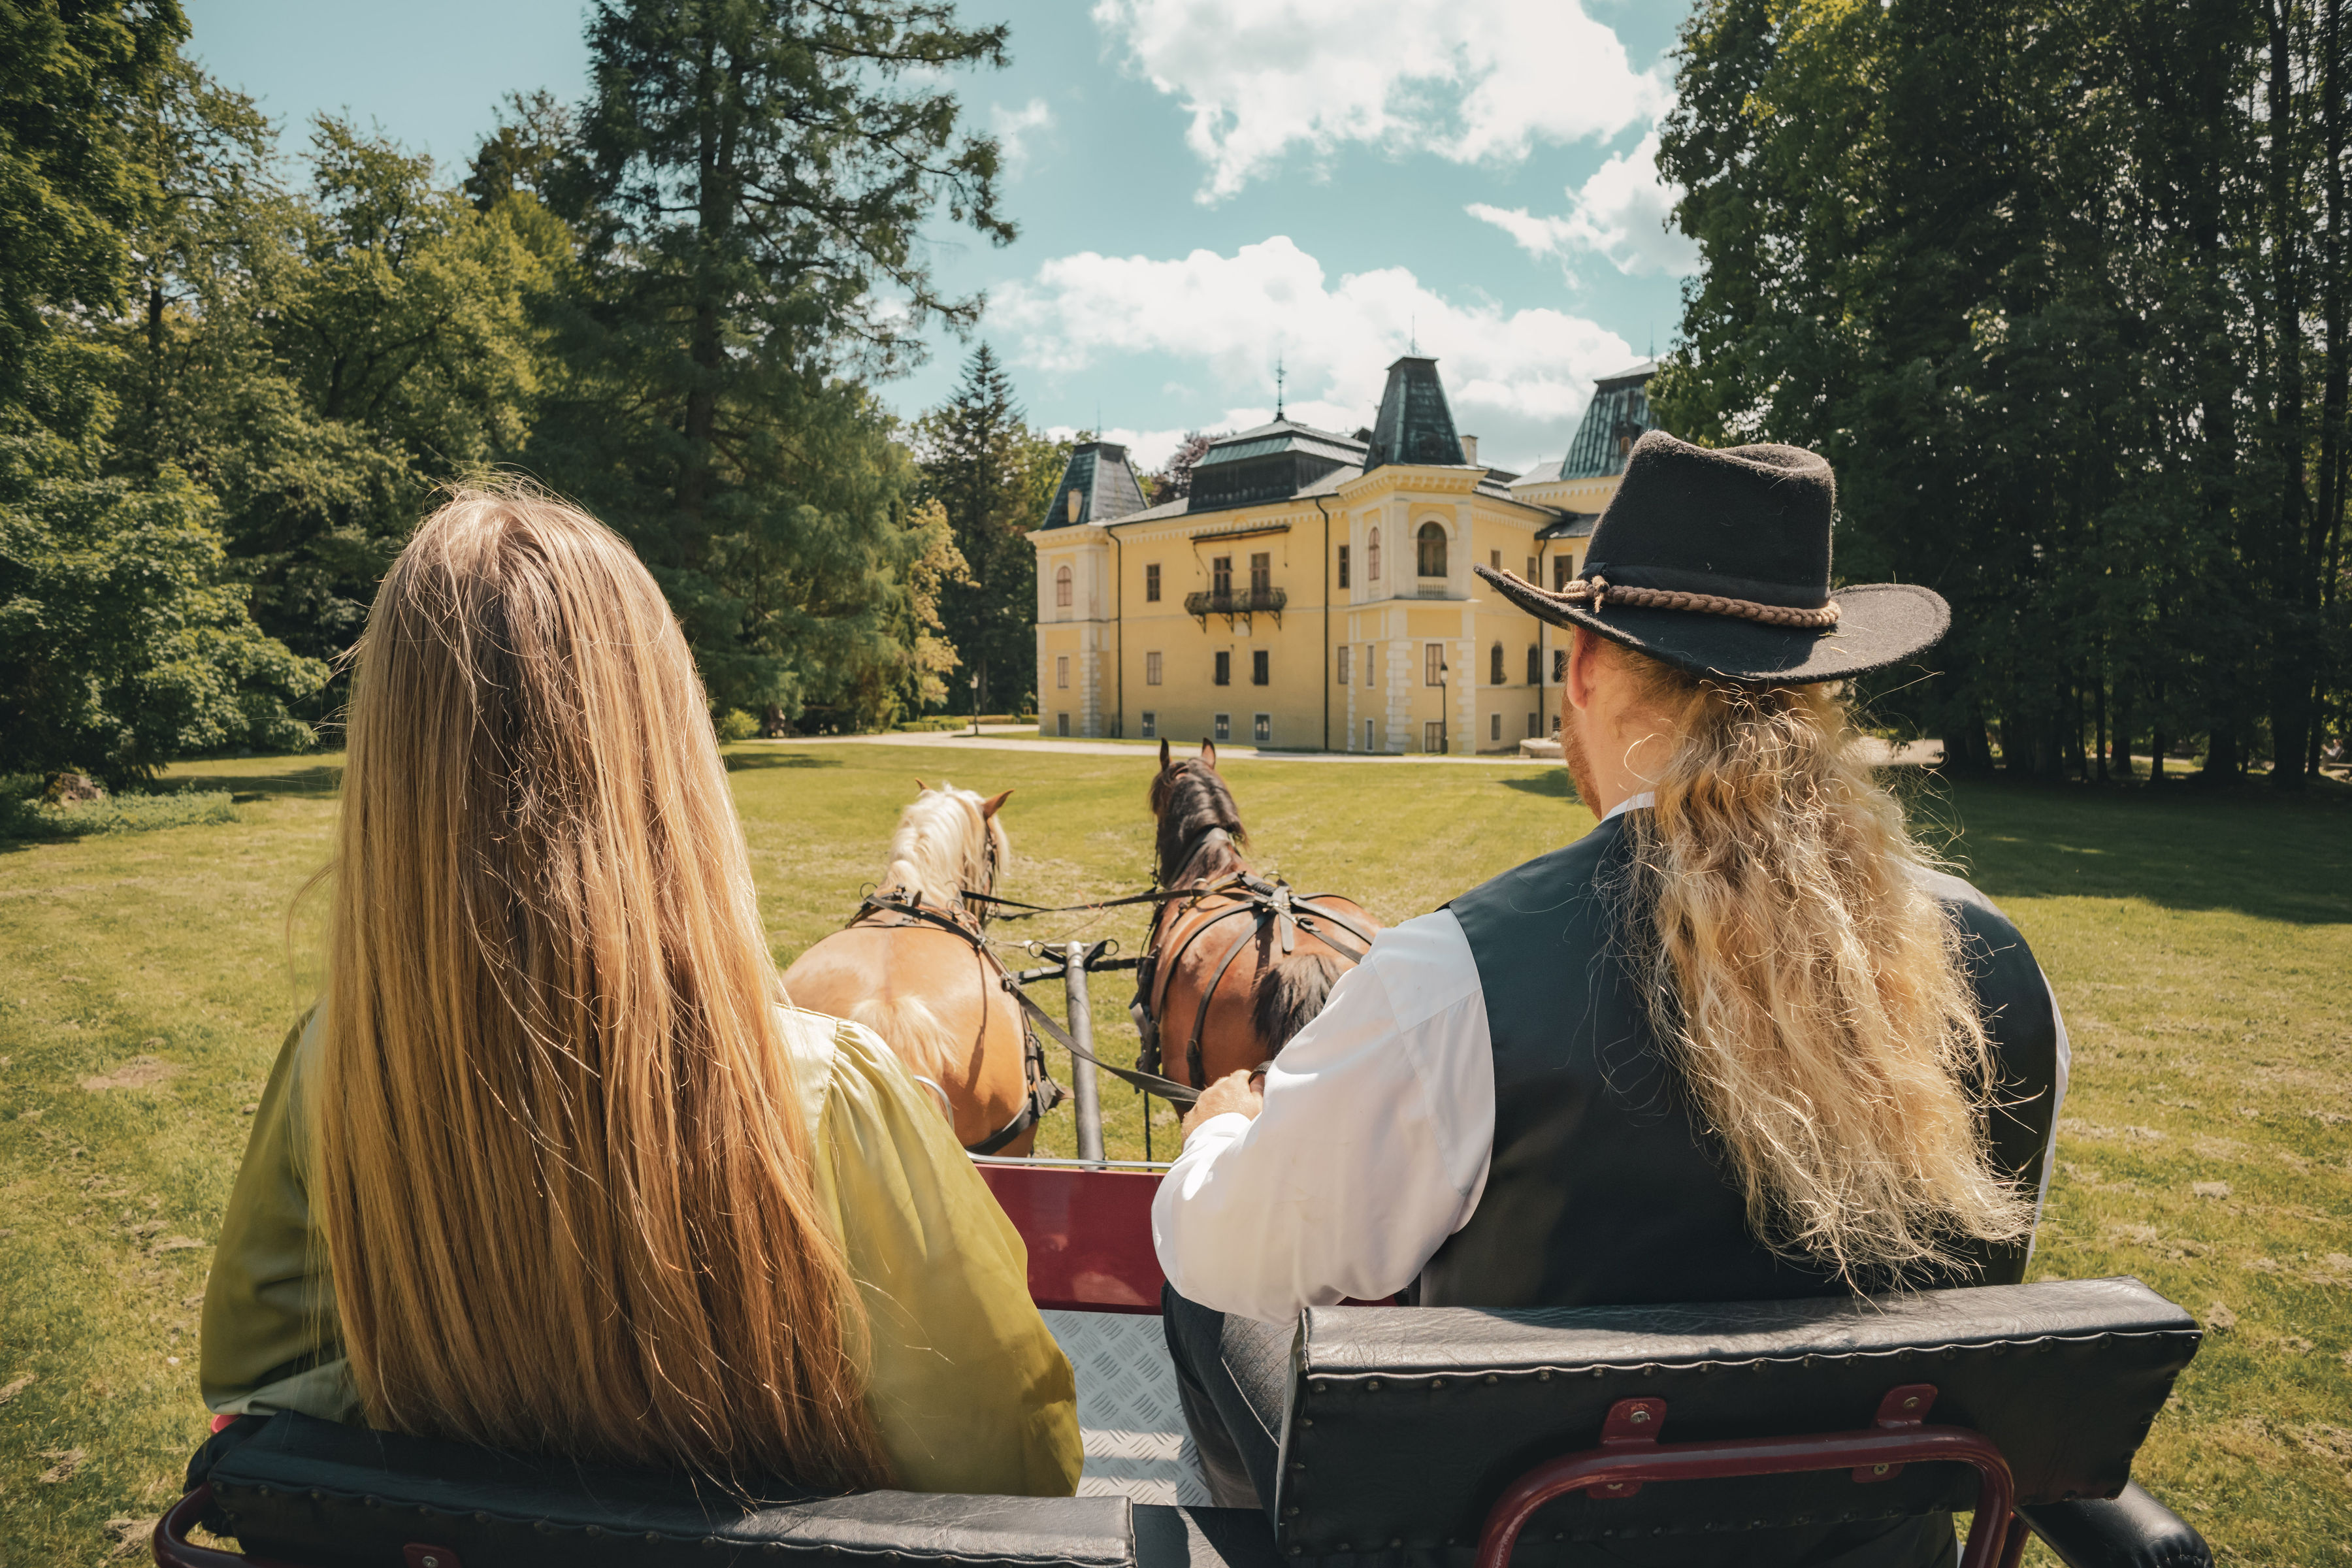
1273;1275;2202;1565
181;1277;2204;1568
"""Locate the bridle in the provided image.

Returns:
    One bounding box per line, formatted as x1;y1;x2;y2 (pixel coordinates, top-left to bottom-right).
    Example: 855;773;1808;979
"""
1131;825;1377;1092
842;803;1059;1156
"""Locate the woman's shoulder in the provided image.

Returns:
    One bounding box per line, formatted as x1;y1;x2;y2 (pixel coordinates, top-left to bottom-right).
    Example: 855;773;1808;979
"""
774;1005;929;1139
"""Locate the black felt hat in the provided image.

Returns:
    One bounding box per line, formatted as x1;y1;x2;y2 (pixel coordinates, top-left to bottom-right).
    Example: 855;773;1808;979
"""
1477;430;1948;683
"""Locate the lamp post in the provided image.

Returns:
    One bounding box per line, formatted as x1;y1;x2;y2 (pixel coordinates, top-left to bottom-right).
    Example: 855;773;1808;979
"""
970;672;981;738
1437;657;1449;756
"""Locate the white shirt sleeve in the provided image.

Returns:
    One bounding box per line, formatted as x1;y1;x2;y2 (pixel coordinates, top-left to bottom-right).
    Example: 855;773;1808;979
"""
1149;908;1497;1322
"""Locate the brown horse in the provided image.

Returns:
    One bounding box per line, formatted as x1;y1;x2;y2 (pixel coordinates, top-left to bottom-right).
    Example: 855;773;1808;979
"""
782;782;1056;1156
1135;740;1382;1092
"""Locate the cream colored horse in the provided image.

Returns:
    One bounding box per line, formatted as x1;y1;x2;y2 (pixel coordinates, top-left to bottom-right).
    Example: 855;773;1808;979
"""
783;782;1048;1154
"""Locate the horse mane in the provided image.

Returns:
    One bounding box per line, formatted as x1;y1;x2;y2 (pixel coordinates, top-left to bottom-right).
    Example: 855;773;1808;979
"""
1149;760;1247;887
881;784;1009;912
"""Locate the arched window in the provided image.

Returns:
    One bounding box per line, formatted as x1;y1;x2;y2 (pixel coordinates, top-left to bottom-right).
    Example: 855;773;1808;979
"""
1054;564;1072;608
1417;521;1447;578
1490;642;1505;685
1366;527;1381;581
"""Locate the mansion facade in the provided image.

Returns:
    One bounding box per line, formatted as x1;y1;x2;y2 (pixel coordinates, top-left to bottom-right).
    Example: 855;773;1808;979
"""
1028;357;1655;753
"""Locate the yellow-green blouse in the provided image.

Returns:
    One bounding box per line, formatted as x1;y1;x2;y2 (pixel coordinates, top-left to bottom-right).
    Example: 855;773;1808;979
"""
199;1007;1082;1497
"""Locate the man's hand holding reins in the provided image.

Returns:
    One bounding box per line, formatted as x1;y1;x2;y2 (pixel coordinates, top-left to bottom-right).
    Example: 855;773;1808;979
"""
1181;1068;1265;1141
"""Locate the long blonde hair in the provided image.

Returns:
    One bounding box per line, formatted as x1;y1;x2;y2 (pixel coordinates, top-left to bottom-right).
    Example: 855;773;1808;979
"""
1609;644;2031;1288
313;483;889;1488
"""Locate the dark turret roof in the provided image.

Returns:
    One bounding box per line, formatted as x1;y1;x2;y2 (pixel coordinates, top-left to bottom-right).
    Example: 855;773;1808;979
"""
1365;355;1466;470
1561;360;1656;480
1040;440;1147;528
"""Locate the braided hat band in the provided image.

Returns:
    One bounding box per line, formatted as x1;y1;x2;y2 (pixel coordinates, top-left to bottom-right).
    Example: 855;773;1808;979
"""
1497;569;1841;630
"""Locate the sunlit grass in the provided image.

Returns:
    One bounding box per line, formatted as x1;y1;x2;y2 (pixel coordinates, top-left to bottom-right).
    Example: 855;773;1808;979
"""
0;745;2344;1563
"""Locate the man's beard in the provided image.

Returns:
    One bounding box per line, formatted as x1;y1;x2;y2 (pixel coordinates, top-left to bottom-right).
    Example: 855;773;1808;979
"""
1560;701;1601;813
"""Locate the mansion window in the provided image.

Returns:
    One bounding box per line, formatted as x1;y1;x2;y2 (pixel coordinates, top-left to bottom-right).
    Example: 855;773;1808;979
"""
1336;645;1351;685
1490;713;1501;743
1490;549;1501;572
1425;644;1445;687
1365;644;1378;685
1055;655;1069;689
1527;711;1542;739
1364;717;1375;751
1141;711;1157;738
1417;523;1446;578
1055;564;1072;608
1527;556;1537;581
1254;713;1271;743
1425;720;1443;753
1215;651;1231;686
1250;552;1271;595
1554;555;1575;591
1252;649;1269;685
1489;642;1505;685
1057;713;1070;736
1145;650;1163;685
1337;545;1350;589
1145;563;1161;602
1215;713;1231;742
1367;528;1381;581
1212;555;1232;596
1526;645;1541;686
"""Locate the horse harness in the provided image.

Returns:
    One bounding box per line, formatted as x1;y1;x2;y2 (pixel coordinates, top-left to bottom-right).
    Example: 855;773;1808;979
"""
846;890;1065;1156
1132;827;1379;1091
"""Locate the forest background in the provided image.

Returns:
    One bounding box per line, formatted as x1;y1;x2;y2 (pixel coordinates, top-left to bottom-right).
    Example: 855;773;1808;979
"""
4;0;2351;789
0;0;1082;788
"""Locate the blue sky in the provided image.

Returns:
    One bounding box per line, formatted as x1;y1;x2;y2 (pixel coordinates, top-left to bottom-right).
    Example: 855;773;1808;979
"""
186;0;1691;472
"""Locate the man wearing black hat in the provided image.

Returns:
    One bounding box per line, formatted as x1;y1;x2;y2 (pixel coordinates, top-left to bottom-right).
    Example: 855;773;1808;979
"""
1150;432;2070;1567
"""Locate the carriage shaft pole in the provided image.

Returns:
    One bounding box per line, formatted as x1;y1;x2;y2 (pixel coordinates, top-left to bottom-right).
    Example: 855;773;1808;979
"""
1064;943;1105;1164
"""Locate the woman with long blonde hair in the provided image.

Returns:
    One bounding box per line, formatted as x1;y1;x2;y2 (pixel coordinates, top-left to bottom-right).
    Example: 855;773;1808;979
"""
201;485;1079;1495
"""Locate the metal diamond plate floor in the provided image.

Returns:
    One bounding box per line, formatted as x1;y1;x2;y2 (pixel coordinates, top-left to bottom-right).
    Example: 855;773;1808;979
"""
1043;1309;1211;1505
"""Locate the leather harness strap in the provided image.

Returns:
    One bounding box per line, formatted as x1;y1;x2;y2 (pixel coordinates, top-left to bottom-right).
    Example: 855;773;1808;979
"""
848;892;1064;1154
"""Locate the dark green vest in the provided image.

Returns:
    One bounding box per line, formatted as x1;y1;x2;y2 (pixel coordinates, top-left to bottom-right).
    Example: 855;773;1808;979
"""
1420;811;2059;1311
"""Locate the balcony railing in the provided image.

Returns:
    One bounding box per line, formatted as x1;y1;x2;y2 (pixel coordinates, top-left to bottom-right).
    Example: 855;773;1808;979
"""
1184;586;1287;628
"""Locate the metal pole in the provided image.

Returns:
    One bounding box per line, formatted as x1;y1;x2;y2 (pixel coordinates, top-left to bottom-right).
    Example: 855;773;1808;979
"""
1063;942;1105;1164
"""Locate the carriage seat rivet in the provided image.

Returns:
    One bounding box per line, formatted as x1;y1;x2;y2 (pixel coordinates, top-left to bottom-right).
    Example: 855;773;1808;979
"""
1366;1380;1380;1391
1872;1464;1889;1475
1537;1370;1552;1382
1629;1407;1652;1424
1903;1397;1919;1409
1484;1375;1497;1384
1286;1507;1301;1518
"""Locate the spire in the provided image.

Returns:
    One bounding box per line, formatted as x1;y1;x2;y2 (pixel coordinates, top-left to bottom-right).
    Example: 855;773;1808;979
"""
1364;354;1463;472
1275;356;1286;419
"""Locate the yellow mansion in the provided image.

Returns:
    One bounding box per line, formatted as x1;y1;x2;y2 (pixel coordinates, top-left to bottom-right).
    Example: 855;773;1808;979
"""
1030;356;1654;753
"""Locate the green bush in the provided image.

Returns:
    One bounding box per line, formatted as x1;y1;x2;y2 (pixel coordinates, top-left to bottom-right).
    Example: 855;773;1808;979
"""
714;708;762;743
0;788;239;840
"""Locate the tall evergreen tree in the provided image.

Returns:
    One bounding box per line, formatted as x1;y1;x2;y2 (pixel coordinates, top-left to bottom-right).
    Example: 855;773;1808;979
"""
917;344;1056;715
527;0;1012;726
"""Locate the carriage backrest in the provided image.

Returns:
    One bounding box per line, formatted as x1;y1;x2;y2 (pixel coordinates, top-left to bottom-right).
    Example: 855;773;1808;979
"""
197;1411;1136;1568
1271;1276;2197;1560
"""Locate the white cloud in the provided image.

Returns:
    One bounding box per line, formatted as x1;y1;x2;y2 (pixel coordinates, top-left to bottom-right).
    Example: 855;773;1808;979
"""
990;98;1054;172
1467;131;1698;278
1091;0;1669;200
997;235;1631;470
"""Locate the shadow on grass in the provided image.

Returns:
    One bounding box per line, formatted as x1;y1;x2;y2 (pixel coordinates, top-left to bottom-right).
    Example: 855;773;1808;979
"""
1497;772;1577;801
1923;775;2352;925
177;764;346;797
723;752;847;773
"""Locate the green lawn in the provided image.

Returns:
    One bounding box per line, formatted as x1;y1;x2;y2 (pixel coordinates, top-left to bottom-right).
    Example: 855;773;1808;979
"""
1;745;2346;1563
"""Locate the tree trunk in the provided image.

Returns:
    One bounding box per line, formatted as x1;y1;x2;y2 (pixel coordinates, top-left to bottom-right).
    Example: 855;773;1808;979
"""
2269;0;2313;789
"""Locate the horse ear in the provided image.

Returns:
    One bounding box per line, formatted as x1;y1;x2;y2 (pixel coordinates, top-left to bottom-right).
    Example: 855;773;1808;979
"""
979;789;1013;819
1158;738;1172;773
913;777;928;794
1200;740;1218;770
